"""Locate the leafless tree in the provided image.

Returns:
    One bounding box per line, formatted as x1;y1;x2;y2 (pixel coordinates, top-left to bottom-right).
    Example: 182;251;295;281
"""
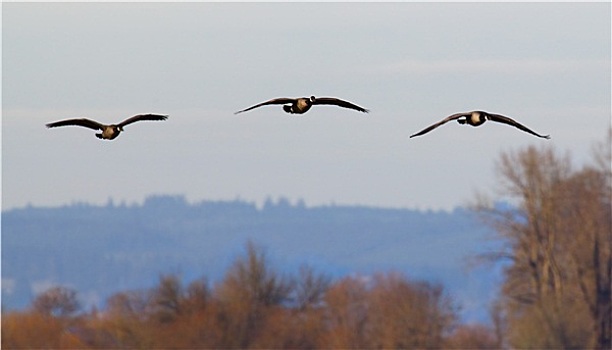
292;264;331;311
213;241;292;347
32;286;80;318
474;132;611;349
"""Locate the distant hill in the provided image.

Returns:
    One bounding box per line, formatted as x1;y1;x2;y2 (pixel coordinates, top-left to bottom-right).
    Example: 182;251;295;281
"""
1;195;504;323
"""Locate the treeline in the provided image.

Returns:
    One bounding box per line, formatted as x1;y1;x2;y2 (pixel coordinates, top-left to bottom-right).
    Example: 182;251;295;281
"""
1;241;500;349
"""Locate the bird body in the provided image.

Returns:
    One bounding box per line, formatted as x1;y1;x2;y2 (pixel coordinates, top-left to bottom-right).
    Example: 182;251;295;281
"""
292;97;313;114
410;110;550;139
46;113;169;140
235;96;369;115
467;111;486;126
99;124;121;140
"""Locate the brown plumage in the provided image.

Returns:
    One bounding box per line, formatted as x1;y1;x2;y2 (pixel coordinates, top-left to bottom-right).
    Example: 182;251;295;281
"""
46;113;169;140
410;111;550;139
235;96;369;115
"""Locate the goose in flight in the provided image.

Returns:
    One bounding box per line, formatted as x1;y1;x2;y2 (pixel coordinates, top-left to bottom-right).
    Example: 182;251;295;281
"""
46;113;169;140
410;111;550;139
235;96;369;115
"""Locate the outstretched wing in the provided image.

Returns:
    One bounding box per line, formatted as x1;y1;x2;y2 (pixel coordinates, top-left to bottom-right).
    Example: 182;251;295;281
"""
118;114;169;128
409;112;469;138
234;98;295;114
45;118;104;130
487;113;550;139
312;97;369;113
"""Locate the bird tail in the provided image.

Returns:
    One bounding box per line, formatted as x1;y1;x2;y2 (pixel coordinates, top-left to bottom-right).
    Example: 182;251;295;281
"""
283;105;293;114
95;133;103;139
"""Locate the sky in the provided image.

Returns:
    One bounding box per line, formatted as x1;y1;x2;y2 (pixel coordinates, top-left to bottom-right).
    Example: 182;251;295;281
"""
2;2;610;212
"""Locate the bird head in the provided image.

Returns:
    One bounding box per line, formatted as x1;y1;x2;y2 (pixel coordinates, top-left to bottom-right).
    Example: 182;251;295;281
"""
309;96;316;102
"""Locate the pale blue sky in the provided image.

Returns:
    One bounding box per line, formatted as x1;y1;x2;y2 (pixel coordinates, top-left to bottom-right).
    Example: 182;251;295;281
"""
3;2;610;211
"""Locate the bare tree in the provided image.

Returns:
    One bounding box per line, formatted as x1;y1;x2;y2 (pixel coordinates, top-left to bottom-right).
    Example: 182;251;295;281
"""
214;241;292;347
292;264;331;311
558;134;611;348
32;286;80;318
475;134;611;349
183;277;209;313
148;274;183;323
367;272;456;349
320;276;370;348
105;290;150;321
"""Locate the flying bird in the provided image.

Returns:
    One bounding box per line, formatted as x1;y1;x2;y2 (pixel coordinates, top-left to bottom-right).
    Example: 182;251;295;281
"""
409;111;550;139
46;113;169;140
234;96;369;115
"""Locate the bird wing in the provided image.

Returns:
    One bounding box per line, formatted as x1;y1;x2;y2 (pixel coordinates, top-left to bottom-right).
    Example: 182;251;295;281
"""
311;97;369;113
117;114;169;127
487;113;550;139
45;118;104;130
409;112;469;138
234;98;296;114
